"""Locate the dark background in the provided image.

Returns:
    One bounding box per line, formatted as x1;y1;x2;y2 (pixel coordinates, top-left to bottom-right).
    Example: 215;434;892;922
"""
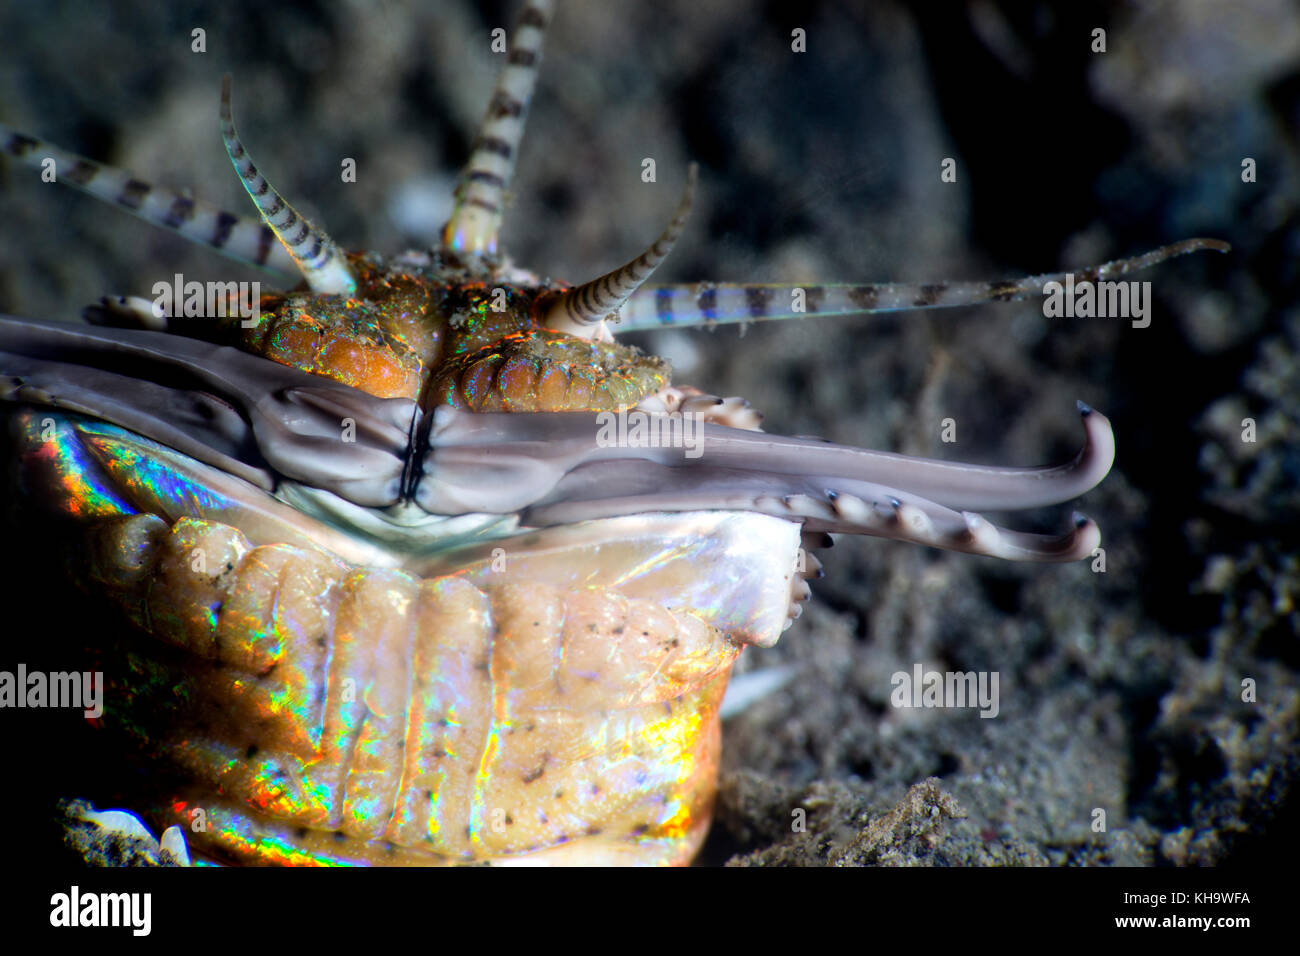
0;0;1296;867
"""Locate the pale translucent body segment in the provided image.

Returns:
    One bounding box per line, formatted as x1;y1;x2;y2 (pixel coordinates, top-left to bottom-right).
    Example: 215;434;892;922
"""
555;588;736;707
142;518;250;656
81;514;368;833
471;580;567;855
311;568;409;834
86;513;168;591
156;788;709;866
155;792;437;867
443;0;556;255
81;508;741;864
340;570;419;840
389;577;493;858
215;544;342;678
171;738;319;827
433;512;804;648
141;564;419;835
615;239;1232;332
470;582;736;856
0;122;298;276
220;76;356;295
211;545;340;766
82;520;341;824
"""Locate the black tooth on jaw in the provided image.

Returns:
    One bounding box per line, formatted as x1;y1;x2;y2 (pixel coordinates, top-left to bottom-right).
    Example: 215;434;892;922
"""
400;403;429;502
1076;399;1093;416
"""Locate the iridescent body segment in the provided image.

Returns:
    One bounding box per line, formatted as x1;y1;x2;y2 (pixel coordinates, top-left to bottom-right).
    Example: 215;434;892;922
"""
114;526;735;866
14;409;799;864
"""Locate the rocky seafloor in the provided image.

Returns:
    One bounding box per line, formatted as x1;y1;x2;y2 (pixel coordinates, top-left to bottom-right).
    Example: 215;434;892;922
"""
0;0;1295;867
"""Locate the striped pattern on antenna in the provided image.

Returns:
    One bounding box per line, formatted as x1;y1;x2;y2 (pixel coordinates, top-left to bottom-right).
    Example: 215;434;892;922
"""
219;75;356;295
0;122;297;277
441;0;555;257
612;238;1231;332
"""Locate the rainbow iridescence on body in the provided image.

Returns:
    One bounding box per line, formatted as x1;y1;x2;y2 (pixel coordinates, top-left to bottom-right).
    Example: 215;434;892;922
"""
14;404;771;865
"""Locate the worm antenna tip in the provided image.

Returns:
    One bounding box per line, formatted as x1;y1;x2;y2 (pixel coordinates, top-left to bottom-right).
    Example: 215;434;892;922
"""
220;76;356;295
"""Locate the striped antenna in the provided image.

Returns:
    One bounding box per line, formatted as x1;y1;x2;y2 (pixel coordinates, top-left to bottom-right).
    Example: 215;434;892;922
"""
545;165;698;339
613;238;1231;332
220;75;356;295
1;122;298;277
441;0;555;256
